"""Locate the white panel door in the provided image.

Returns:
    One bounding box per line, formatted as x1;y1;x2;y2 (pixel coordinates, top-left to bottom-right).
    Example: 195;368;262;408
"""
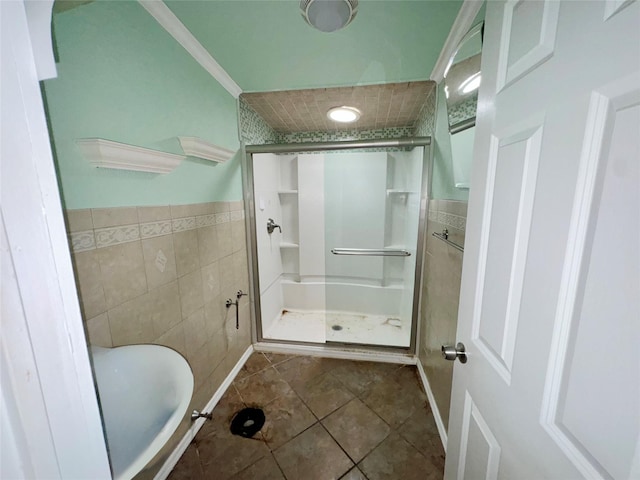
446;1;639;479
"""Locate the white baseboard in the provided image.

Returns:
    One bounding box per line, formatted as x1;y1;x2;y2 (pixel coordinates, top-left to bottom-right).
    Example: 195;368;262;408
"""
254;342;416;365
154;345;254;480
416;360;448;452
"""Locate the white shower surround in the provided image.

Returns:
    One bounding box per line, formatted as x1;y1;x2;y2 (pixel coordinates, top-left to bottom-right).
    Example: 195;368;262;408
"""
253;149;423;347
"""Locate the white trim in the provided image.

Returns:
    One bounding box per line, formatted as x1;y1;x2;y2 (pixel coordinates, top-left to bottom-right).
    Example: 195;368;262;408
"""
1;1;111;477
77;138;185;173
24;0;57;80
254;342;416;365
154;345;255;480
178;136;236;163
430;0;484;84
138;1;243;98
416;360;448;452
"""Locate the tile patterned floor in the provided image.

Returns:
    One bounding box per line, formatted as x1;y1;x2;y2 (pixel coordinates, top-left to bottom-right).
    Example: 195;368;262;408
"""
168;353;445;480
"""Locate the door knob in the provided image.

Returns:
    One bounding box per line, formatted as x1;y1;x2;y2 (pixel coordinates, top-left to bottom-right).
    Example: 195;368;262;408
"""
442;342;467;363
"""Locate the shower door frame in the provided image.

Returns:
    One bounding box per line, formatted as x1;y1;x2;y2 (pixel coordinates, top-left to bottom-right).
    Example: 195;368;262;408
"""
242;137;432;355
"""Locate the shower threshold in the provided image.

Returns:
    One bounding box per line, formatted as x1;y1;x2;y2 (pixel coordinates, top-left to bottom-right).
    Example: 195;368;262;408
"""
263;309;409;348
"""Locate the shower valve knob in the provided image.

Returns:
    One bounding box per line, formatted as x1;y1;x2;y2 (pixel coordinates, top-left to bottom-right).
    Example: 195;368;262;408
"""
267;218;282;234
442;342;467;363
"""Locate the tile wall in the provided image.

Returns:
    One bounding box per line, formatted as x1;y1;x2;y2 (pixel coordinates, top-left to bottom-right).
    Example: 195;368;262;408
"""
419;199;467;430
65;201;252;477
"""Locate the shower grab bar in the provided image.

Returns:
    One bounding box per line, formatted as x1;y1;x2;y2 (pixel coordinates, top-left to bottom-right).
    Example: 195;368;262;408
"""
432;231;464;252
331;248;411;257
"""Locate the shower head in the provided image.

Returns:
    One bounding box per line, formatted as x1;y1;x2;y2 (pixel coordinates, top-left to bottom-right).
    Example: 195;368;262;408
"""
300;0;358;33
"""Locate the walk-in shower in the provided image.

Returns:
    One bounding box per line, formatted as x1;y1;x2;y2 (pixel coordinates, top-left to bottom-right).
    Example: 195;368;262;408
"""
244;138;431;351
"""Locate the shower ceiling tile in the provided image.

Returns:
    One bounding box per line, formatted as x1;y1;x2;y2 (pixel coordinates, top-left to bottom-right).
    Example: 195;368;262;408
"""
241;81;435;134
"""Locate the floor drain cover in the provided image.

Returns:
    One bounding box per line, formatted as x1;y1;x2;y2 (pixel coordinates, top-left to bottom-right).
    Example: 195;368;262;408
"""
230;408;265;438
331;325;343;331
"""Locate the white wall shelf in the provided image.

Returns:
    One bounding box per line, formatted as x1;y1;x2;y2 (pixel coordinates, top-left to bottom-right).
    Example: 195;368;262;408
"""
178;136;235;163
278;190;298;195
280;242;299;249
76;138;184;174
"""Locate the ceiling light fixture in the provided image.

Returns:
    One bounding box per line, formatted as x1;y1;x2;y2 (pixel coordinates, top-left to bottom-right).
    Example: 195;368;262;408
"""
327;106;361;123
459;72;481;94
300;0;358;33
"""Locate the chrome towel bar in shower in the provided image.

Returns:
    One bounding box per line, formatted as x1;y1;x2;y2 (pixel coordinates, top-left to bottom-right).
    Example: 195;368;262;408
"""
331;248;411;257
432;230;464;252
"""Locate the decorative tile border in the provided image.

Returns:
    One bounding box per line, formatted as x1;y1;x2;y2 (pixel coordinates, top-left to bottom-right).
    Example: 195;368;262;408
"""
196;214;216;228
66;204;245;253
95;224;140;248
140;220;172;239
172;216;197;233
429;209;466;232
239;97;278;145
215;212;230;224
448;94;477;127
413;88;437;137
69;230;96;253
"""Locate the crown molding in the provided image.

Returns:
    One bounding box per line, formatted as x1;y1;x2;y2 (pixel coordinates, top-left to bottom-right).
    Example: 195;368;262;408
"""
138;1;243;98
430;0;484;84
77;138;185;173
178;136;235;163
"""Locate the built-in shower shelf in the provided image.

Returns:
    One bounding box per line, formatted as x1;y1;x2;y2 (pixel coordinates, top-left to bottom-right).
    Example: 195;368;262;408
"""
280;242;299;249
386;189;415;194
278;190;298;195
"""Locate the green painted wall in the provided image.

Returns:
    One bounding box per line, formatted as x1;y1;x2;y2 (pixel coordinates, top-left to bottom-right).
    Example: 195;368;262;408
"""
44;0;241;209
165;0;463;92
431;82;469;201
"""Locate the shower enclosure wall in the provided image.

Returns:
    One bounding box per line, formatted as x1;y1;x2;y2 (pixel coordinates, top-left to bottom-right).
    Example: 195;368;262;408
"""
247;143;428;350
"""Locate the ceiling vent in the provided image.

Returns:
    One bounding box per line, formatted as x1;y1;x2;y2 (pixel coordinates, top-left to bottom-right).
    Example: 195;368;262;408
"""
300;0;358;33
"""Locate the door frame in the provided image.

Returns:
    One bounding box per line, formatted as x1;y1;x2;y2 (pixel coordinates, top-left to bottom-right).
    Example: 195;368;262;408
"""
1;1;110;477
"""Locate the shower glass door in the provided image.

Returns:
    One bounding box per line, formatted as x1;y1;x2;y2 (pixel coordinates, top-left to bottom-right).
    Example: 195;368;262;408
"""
323;147;425;348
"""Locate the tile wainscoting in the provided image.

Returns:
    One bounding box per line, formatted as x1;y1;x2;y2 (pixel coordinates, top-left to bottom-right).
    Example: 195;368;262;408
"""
65;201;252;478
419;199;467;431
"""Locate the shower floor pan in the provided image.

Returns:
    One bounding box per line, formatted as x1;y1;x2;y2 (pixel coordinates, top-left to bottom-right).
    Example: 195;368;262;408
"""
263;309;409;347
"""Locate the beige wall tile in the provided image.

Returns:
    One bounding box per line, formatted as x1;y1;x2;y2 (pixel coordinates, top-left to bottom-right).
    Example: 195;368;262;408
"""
108;293;153;345
149;281;182;338
218;255;235;300
231;220;246;254
142;234;177;290
85;313;112;347
189;342;211;390
92;207;138;229
169;204;193;219
137;206;171;223
191;203;214;216
232;251;249;293
184;308;207;358
201;261;221;304
153;323;187;359
208;328;228;373
65;209;93;233
97;241;148;309
229;201;243;211
440;200;468;218
213;202;229;213
216;222;233;259
197;225;219;266
72;250;106;319
204;298;225;336
173;230;200;276
178;269;204;319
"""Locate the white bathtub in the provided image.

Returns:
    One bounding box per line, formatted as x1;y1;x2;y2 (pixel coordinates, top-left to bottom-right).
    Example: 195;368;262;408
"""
91;345;193;480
